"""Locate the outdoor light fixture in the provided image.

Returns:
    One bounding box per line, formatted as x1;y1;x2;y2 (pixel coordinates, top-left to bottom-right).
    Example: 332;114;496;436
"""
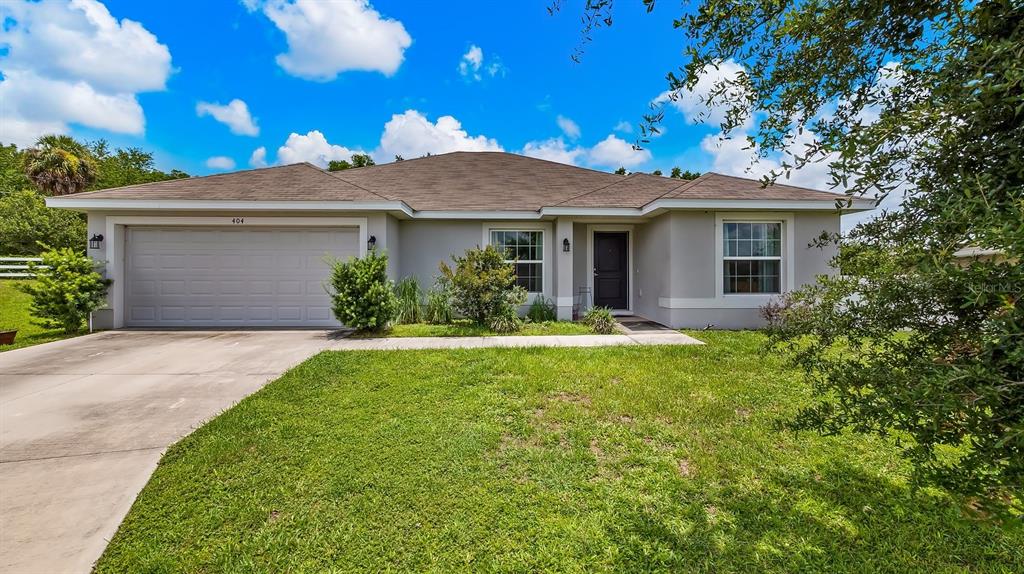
89;234;104;250
563;238;571;253
367;235;377;250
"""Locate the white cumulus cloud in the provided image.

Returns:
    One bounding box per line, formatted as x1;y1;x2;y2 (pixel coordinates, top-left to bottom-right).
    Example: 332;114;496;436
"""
613;120;633;133
587;134;652;169
556;115;580;140
0;0;172;146
457;44;505;81
699;129;840;189
655;59;750;128
377;110;502;160
276;130;363;167
206;156;236;170
520;138;585;166
196;99;259;136
458;45;484;79
249;146;268;168
246;0;411;81
265;111;502;167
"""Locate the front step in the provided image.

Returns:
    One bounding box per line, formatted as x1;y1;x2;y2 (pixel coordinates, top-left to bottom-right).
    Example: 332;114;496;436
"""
615;316;677;335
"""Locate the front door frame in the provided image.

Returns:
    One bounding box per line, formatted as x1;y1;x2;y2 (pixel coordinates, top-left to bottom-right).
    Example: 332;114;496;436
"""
586;224;634;314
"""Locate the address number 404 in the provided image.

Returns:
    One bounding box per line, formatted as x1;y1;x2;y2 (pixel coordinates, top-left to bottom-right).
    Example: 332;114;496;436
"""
231;217;245;224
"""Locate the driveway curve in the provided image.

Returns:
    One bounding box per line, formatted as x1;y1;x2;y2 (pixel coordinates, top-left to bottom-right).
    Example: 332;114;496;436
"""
0;330;333;574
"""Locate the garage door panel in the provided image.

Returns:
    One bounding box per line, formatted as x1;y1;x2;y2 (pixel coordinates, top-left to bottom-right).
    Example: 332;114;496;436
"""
220;254;244;269
189;254;216;269
160;307;186;321
278;281;303;295
130;280;156;296
308;306;332;321
159;255;186;269
125;226;355;327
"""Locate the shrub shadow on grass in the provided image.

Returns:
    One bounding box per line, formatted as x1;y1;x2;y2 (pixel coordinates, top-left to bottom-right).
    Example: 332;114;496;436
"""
604;459;1022;572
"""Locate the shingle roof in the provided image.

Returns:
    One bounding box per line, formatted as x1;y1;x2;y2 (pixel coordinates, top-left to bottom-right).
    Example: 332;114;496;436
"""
326;152;623;211
60;151;846;210
663;172;845;201
58;162;385;202
555;173;683;208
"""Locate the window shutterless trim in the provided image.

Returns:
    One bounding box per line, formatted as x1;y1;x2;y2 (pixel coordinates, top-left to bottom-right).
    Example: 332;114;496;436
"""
714;213;794;299
721;221;784;295
486;227;546;295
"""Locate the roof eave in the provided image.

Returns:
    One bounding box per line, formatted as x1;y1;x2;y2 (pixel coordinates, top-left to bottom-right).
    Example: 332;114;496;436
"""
46;197;416;217
544;198;876;217
47;196;875;218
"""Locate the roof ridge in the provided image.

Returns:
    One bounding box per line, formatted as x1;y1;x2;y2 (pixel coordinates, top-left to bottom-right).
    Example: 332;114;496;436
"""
699;171;845;198
654;172;711;199
339;151;461;172
551;172;634;206
505;152;632;178
342;151;629;179
305;163;394;202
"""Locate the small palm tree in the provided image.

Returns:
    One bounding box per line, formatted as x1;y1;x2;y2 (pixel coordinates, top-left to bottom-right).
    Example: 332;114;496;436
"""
24;135;98;196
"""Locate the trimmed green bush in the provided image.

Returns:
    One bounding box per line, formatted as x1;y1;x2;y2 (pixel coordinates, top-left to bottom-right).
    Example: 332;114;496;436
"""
327;251;397;332
583;307;617;334
424;278;454;324
526;296;557;322
394;276;424;324
19;247;111;334
439;245;526;324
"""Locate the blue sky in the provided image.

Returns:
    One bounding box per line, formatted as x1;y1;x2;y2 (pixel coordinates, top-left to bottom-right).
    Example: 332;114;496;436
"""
0;0;836;193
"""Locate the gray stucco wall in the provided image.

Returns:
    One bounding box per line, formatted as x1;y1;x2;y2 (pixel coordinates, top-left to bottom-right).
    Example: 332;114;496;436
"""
633;213;670;322
383;214;401;279
793;212;840;287
396;220;482;288
571;222;588;306
670;211;717;299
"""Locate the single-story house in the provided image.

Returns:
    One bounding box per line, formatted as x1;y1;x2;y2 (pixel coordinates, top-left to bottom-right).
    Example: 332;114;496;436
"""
48;151;873;329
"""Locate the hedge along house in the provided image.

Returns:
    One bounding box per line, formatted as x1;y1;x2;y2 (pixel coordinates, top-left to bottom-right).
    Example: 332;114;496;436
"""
47;152;874;330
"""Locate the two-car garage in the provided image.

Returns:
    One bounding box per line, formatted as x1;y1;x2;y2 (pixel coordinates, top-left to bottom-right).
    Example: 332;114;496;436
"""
122;226;360;327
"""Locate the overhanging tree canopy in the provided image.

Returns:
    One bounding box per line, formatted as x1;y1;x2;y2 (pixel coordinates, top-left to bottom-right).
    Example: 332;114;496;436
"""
559;0;1023;515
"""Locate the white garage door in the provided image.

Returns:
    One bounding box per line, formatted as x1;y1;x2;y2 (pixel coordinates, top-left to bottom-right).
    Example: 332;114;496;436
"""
124;227;359;327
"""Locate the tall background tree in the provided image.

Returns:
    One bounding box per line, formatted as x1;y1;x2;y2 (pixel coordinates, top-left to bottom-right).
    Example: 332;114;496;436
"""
559;0;1023;514
328;153;377;172
670;166;700;180
23;135;97;196
0;135;189;256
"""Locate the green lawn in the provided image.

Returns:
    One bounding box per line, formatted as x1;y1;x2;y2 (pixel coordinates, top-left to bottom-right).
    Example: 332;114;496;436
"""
350;319;593;338
0;279;79;352
97;332;1023;573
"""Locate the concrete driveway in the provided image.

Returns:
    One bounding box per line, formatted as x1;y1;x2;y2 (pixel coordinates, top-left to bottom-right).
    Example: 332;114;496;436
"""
0;330;333;574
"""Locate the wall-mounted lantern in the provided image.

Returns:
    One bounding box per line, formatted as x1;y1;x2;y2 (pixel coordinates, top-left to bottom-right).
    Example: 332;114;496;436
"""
562;238;571;253
367;235;377;251
89;234;104;250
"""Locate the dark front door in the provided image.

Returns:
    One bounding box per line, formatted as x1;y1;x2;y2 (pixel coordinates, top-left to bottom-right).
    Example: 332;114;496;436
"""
594;232;628;309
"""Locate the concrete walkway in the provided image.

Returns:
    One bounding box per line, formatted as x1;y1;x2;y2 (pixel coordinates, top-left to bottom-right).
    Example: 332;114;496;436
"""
330;331;702;350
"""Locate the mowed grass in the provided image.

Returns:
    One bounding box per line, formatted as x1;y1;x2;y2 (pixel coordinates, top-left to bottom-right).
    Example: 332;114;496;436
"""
97;332;1023;573
351;320;593;338
0;279;78;351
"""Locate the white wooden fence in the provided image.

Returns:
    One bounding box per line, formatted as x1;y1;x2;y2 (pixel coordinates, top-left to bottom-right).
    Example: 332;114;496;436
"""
0;257;46;278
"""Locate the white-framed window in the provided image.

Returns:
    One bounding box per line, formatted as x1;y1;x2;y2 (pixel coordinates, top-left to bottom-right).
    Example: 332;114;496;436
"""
490;229;544;293
722;221;782;294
